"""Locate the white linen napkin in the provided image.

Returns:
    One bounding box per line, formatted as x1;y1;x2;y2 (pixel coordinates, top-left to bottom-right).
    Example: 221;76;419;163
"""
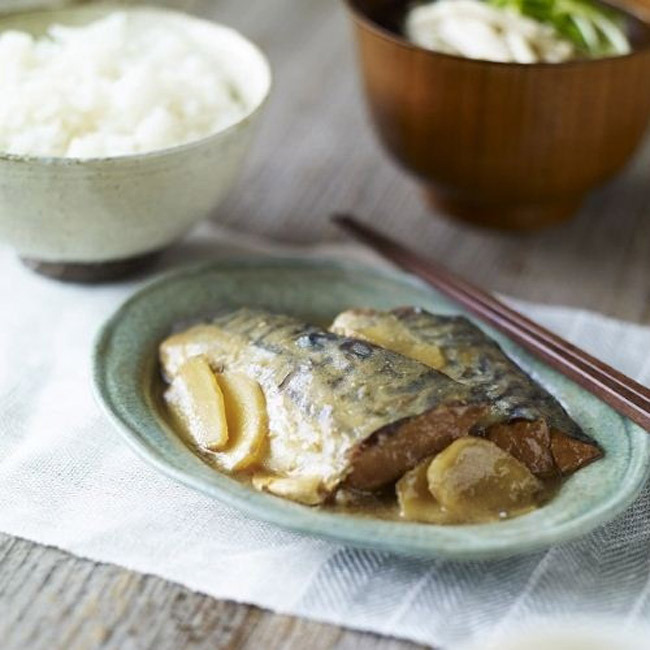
2;223;650;649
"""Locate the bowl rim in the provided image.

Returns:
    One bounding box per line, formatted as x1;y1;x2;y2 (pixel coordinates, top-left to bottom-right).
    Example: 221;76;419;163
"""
0;3;273;166
343;0;650;69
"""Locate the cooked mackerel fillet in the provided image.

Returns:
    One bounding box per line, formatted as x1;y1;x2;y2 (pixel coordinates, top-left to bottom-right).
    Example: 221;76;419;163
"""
159;308;510;499
331;307;603;477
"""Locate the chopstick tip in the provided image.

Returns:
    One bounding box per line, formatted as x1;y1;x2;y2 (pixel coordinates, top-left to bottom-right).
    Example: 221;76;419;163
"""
331;213;356;228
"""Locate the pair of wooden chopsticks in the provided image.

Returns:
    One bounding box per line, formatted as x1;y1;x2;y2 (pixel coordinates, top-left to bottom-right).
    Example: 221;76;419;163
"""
334;214;650;432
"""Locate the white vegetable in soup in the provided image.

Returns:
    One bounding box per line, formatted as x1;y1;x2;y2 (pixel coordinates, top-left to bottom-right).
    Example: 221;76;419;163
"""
407;0;575;63
406;0;631;63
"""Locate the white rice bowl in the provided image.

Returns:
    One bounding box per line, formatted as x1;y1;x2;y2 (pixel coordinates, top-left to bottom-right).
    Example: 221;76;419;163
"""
0;8;269;158
0;6;271;266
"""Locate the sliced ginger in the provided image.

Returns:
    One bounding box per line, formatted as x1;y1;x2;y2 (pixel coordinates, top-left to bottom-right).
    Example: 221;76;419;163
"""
331;311;445;369
210;371;269;472
165;355;229;451
252;473;324;505
427;438;543;523
397;458;450;524
398;438;543;524
165;358;268;471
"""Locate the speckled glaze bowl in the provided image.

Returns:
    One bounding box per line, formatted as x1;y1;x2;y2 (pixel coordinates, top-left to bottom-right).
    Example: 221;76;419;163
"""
93;259;650;560
0;5;272;282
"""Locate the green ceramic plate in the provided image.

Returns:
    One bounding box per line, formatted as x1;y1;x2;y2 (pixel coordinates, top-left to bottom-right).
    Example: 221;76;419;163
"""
93;259;650;560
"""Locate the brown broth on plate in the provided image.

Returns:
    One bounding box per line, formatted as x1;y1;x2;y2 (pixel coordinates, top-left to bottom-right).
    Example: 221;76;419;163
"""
155;376;561;525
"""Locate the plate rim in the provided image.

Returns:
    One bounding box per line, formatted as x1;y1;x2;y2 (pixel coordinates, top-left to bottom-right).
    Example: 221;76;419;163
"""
92;257;650;560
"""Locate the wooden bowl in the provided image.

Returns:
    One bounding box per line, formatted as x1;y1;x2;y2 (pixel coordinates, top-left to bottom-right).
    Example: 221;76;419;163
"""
345;0;650;229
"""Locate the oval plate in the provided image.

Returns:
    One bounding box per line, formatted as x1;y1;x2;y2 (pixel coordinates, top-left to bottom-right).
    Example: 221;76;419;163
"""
93;259;650;560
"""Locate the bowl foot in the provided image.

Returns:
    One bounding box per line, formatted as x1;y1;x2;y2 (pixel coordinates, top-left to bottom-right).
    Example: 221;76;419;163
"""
425;190;584;230
21;250;164;284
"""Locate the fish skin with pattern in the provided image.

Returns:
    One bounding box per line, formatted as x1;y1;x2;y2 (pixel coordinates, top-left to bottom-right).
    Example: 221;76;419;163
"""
331;307;603;477
160;308;509;500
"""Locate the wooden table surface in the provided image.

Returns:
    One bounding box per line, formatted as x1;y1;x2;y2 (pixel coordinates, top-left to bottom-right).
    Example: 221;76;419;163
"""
3;1;650;648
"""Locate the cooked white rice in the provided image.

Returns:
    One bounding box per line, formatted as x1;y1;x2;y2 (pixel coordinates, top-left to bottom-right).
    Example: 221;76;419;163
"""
0;11;250;158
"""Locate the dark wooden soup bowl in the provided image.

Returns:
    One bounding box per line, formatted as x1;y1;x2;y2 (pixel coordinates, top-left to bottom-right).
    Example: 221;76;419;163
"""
345;0;650;229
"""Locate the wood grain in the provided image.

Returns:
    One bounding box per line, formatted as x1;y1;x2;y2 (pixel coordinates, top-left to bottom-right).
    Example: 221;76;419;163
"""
2;0;650;648
0;533;421;650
